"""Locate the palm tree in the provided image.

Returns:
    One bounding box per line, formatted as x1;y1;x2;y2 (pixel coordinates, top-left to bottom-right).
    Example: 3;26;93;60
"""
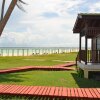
0;0;6;21
0;0;26;36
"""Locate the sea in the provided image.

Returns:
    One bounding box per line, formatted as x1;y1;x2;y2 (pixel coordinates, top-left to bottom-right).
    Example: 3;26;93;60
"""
0;47;79;56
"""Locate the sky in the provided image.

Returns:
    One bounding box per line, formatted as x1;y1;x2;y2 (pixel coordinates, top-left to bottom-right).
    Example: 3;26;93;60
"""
0;0;100;47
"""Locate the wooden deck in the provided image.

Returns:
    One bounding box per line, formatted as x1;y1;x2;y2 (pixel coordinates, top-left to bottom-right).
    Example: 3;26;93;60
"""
0;84;99;99
0;62;75;74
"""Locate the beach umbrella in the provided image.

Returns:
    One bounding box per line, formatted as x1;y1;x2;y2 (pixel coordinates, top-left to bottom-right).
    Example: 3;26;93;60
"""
0;0;26;36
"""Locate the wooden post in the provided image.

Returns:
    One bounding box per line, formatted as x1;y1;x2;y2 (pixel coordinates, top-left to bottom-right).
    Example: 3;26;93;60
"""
27;49;28;56
12;49;14;56
17;49;19;56
85;35;87;64
85;20;88;65
1;49;3;56
79;33;81;62
22;49;24;56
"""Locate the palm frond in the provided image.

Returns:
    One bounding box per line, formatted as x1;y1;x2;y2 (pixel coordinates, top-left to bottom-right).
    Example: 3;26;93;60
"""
18;0;28;5
17;0;27;12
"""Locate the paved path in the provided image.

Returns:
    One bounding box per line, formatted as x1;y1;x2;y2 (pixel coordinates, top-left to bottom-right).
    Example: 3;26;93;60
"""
0;62;75;74
0;84;99;99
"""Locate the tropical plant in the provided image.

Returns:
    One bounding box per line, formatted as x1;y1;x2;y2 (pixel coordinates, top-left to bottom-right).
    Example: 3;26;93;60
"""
0;0;26;36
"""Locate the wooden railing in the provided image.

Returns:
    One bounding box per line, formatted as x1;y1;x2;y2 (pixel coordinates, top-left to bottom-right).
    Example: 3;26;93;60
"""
87;27;100;37
76;50;100;64
90;50;100;63
80;50;87;63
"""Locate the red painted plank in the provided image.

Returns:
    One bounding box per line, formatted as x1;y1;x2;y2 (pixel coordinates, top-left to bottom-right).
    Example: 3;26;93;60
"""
20;86;30;94
92;88;100;98
81;88;88;98
49;87;55;96
18;86;29;94
62;87;67;97
0;85;4;91
84;88;93;98
15;86;26;94
12;86;23;94
38;86;45;95
0;85;8;92
41;87;48;96
77;88;84;98
0;62;74;74
54;87;59;97
74;88;79;97
96;88;100;94
0;84;99;99
59;87;62;96
44;87;51;96
4;85;17;93
34;86;42;95
11;86;22;94
70;88;76;98
89;88;98;99
28;86;38;95
0;85;11;93
67;88;71;97
24;86;33;94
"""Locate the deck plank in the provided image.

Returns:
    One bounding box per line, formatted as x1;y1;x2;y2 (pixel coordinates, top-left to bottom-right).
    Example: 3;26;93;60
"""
84;88;93;98
11;86;22;94
59;87;62;97
81;88;88;98
44;87;51;96
70;88;76;98
28;86;38;95
24;86;33;95
62;87;67;97
38;86;45;95
67;88;71;97
0;85;11;93
42;86;48;96
54;87;59;97
0;62;75;74
89;88;98;99
34;86;42;95
5;85;20;94
77;88;84;98
93;88;100;98
49;87;55;96
0;84;99;99
74;88;79;97
20;86;30;95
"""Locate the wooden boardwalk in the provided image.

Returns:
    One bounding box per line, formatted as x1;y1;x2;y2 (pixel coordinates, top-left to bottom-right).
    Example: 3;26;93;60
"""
0;84;99;99
0;62;75;74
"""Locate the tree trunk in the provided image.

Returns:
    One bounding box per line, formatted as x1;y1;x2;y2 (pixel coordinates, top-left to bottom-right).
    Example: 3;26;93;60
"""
0;0;17;36
1;0;6;21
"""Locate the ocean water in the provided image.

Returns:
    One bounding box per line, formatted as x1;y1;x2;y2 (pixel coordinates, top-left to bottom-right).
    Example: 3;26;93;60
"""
0;47;79;56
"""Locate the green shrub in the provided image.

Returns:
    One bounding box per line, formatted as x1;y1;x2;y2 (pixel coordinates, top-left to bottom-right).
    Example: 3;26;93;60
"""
77;68;84;78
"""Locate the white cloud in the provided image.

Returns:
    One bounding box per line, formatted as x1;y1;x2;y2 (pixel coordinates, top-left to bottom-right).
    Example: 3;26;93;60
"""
1;0;87;47
89;1;100;12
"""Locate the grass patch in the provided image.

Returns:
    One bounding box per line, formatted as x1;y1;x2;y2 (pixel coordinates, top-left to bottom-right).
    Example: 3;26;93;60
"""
0;70;100;88
0;53;77;69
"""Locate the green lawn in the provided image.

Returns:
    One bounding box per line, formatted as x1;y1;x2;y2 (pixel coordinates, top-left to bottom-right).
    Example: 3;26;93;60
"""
0;70;100;88
0;53;77;69
0;52;99;88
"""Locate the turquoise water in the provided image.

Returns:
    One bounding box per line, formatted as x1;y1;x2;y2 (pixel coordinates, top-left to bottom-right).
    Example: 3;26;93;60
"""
0;47;79;56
